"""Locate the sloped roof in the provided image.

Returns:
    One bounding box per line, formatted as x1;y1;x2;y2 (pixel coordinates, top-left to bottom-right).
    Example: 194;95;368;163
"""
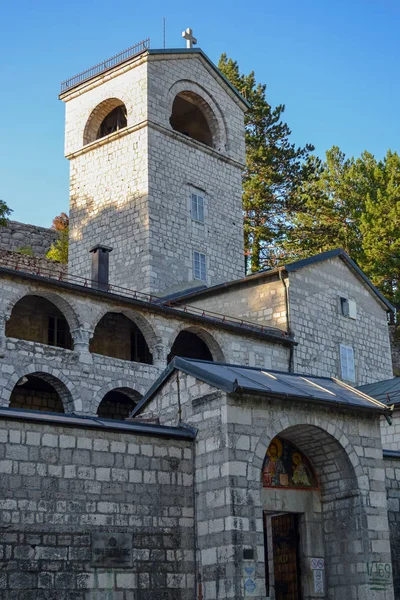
0;406;195;439
132;357;390;417
167;248;394;313
148;49;250;109
358;378;400;405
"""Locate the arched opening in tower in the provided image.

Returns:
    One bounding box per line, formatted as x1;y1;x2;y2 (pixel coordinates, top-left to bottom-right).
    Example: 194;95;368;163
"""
168;330;213;362
6;295;73;350
90;313;153;364
170;93;213;147
9;375;65;413
97;388;142;420
96;105;127;140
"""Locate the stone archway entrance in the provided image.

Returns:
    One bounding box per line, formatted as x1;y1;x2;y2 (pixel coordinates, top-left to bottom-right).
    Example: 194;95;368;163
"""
262;435;321;600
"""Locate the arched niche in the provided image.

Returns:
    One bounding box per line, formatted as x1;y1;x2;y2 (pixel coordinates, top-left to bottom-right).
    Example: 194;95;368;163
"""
97;387;142;420
83;98;127;145
6;295;73;350
167;327;223;362
90;312;153;364
259;424;361;599
262;436;319;490
9;373;74;413
170;91;217;147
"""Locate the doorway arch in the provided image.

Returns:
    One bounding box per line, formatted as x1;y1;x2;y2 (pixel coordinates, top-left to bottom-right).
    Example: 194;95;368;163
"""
256;424;365;599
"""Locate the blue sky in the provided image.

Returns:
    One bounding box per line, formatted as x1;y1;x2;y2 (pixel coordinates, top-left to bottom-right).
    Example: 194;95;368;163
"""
0;0;399;227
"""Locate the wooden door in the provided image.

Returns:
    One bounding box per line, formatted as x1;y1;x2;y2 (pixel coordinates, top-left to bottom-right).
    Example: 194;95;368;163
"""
271;514;301;600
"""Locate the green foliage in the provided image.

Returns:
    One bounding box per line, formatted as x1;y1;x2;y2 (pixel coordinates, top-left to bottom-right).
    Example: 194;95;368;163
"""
283;147;376;264
360;151;400;306
17;246;34;257
46;228;69;264
284;147;400;307
218;54;315;271
0;199;12;227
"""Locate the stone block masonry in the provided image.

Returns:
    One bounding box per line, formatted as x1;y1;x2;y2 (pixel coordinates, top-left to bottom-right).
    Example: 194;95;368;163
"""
0;417;195;599
142;371;395;600
0;221;59;257
63;51;246;295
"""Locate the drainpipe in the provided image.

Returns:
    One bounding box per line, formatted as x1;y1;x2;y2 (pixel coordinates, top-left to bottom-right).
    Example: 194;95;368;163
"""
279;269;294;372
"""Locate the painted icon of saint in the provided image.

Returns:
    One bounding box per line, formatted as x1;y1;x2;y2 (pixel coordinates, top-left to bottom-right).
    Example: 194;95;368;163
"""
291;452;311;486
262;438;286;487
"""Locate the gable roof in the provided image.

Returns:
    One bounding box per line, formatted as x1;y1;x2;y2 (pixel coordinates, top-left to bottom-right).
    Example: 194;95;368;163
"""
148;49;250;109
132;357;390;417
166;248;394;313
358;377;400;405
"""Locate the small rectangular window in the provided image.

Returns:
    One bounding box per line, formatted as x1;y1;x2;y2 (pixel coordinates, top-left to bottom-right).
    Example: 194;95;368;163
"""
193;251;207;282
340;344;355;382
340;297;357;319
340;297;349;317
191;193;204;223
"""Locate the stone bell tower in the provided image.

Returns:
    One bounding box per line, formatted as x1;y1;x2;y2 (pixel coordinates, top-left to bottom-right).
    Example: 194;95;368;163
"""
60;37;247;296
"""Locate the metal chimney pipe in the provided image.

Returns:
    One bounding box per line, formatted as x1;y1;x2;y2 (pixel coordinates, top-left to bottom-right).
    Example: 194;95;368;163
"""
89;244;113;291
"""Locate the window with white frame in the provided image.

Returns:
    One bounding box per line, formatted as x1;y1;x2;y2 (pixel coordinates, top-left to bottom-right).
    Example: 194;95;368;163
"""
340;344;355;382
193;251;207;282
191;192;205;223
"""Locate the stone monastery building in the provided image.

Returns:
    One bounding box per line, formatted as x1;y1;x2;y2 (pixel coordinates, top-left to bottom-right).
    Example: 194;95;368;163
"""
1;36;400;600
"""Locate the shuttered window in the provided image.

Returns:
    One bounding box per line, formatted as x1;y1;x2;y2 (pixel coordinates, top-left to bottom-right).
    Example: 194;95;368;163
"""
340;344;355;382
193;251;206;281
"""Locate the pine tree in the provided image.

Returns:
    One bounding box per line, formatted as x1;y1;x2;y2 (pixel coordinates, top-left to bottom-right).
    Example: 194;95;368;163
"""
283;147;375;265
218;54;315;271
360;150;400;306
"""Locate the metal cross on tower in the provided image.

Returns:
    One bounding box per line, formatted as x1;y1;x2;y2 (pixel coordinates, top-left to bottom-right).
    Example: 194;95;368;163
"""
182;28;197;49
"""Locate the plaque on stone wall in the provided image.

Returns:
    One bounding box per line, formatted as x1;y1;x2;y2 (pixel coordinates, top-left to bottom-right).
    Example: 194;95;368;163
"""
91;533;133;568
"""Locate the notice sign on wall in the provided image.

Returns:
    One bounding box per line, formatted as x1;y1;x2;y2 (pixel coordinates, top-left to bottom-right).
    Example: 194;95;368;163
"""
91;533;133;568
311;558;325;594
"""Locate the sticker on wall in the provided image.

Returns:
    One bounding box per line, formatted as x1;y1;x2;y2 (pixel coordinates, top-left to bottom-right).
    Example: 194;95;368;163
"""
262;437;319;489
242;566;257;596
367;563;392;591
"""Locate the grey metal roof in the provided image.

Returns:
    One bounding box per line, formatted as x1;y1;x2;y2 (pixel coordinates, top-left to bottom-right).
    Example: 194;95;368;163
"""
168;248;394;313
132;357;390;417
0;407;195;440
358;378;400;405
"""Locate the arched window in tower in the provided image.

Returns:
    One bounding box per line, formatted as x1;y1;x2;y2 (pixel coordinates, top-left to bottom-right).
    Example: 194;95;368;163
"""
97;105;127;140
83;98;128;145
170;92;214;147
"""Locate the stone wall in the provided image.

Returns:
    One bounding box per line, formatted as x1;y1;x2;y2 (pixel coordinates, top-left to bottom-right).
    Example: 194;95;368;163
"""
142;370;394;600
0;269;290;415
389;325;400;376
173;273;288;332
0;248;66;279
63;52;245;295
174;256;393;386
0;221;59;256
385;457;400;598
0;415;194;599
289;257;393;385
381;412;400;451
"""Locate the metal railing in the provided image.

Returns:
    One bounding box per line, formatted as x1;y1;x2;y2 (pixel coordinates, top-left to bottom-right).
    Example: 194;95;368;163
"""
0;254;290;340
60;38;150;93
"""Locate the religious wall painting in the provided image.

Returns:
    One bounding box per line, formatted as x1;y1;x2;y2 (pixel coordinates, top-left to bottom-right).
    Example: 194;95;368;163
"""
262;437;318;490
